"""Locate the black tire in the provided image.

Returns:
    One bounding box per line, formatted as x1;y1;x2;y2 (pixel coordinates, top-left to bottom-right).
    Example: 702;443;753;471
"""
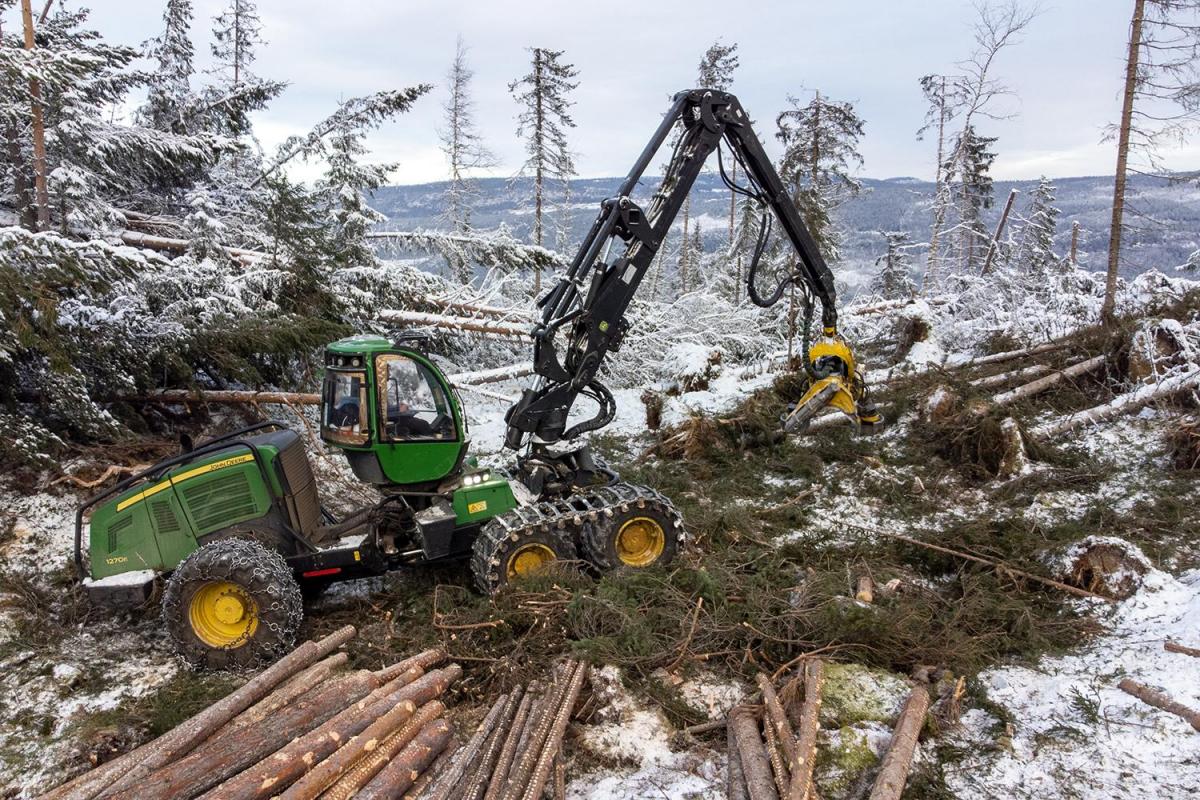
471;517;579;595
162;538;303;670
581;491;682;573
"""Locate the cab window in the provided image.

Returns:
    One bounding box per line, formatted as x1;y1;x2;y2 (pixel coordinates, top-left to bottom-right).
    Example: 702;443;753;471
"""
376;355;455;441
322;370;368;444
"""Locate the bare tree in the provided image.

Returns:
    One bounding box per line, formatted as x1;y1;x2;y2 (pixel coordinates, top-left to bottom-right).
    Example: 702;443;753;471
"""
440;35;496;253
1101;0;1200;323
920;1;1036;289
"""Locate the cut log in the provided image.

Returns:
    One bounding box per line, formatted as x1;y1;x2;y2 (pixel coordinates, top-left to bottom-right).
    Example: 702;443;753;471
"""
403;738;459;800
378;309;530;339
1034;368;1200;438
728;706;779;800
47;625;355;800
968;362;1051;389
867;684;931;800
1166;641;1200;659
318;700;447;800
500;670;572;800
427;690;515;800
377;648;446;682
762;712;790;798
855;576;875;604
484;689;535;800
129;388;320;406
520;662;589;800
459;689;523;800
356;717;454;799
992;355;1106;406
201;663;459;800
727;710;749;800
119;230;262;266
446;363;536;385
788;659;824;800
425;298;535;321
756;674;797;769
1118;679;1200;731
112;670;378;800
209;652;348;742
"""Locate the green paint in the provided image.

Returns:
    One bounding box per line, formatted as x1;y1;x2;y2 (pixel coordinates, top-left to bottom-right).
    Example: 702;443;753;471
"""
452;475;518;525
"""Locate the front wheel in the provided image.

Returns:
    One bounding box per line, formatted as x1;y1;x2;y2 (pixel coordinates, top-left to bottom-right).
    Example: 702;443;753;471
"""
471;516;579;595
162;538;303;670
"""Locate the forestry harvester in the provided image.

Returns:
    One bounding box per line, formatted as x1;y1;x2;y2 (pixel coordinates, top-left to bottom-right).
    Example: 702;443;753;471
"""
75;90;879;668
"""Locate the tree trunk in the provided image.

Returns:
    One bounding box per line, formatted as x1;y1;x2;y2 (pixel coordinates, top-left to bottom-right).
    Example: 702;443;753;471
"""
1033;368;1200;438
45;626;355;800
980;188;1018;275
1070;220;1080;266
1118;679;1200;731
756;674;797;769
202;664;458;800
727;711;750;800
460;690;523;800
501;669;572;800
403;739;459;800
484;690;535;800
133;389;321;406
868;685;931;800
427;691;514;800
992;355;1107;406
316;700;447;800
377;309;529;339
520;662;588;800
728;707;778;800
356;717;454;799
1102;0;1147;324
968;363;1051;390
762;713;791;797
113;671;379;800
924;77;948;294
1165;641;1200;659
788;660;823;800
20;0;50;230
208;652;348;741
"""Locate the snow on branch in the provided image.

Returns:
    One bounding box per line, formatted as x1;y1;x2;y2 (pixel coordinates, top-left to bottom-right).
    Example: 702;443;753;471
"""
367;228;565;273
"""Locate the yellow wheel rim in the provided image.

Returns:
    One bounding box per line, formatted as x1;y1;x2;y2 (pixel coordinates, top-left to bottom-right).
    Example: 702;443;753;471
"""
506;543;557;581
615;517;666;567
189;581;259;648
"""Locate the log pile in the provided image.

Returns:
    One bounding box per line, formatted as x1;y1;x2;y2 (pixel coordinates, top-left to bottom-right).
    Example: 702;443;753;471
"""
37;627;462;800
726;660;931;800
423;659;589;800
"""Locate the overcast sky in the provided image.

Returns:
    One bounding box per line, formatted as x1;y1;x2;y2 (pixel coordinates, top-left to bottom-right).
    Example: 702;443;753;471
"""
21;0;1200;184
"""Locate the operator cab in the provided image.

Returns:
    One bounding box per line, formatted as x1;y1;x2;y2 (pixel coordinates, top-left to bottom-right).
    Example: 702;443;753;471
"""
320;335;468;488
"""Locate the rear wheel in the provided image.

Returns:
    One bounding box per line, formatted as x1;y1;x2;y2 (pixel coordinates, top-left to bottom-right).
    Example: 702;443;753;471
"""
580;488;682;572
163;538;303;670
471;518;578;595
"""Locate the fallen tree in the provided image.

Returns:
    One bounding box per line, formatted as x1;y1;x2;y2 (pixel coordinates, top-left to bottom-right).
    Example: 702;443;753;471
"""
1034;368;1200;438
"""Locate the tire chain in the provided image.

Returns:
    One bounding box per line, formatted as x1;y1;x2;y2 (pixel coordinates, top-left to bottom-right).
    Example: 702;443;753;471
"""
471;481;686;594
163;538;303;666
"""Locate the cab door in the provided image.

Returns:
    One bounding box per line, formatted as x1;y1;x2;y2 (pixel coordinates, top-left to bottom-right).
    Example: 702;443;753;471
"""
372;352;467;486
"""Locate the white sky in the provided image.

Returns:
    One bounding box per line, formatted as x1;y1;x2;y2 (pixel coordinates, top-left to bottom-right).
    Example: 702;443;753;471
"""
18;0;1200;184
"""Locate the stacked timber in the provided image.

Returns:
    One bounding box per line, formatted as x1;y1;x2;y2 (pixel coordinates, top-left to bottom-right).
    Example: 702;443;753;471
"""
726;660;930;800
36;627;459;800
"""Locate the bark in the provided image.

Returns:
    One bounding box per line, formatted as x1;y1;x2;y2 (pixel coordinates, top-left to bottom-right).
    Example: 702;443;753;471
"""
520;662;589;800
45;625;355;800
868;685;931;800
855;576;876;604
1165;641;1200;659
403;739;459;800
1118;679;1200;731
728;706;778;800
1102;0;1146;324
356;717;454;799
209;652;348;741
119;230;263;266
968;363;1051;390
756;674;797;769
377;309;530;339
499;674;569;800
1034;368;1200;438
202;664;458;800
484;689;535;800
113;671;379;800
277;696;443;800
789;659;824;800
377;648;446;682
20;0;49;230
446;363;537;385
992;355;1106;406
727;710;750;800
428;298;534;321
762;712;791;798
427;690;515;800
980;188;1018;276
130;389;320;406
460;689;524;800
319;700;447;800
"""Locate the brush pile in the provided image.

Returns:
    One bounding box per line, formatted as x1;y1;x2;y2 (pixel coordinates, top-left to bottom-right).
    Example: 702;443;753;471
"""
727;660;931;800
36;627;461;800
422;659;589;800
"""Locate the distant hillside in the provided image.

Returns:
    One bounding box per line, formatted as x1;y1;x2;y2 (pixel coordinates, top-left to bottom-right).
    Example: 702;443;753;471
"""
372;173;1200;280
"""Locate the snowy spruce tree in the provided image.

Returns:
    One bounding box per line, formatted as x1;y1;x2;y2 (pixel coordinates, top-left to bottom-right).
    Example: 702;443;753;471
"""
510;46;579;291
440;36;495;244
775;91;865;264
873;231;916;300
945;125;997;274
140;0;197;134
1010;176;1061;278
207;0;286;137
316;129;394;270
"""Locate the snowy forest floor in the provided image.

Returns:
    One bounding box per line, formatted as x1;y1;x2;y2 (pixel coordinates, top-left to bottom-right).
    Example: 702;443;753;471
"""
3;314;1200;798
